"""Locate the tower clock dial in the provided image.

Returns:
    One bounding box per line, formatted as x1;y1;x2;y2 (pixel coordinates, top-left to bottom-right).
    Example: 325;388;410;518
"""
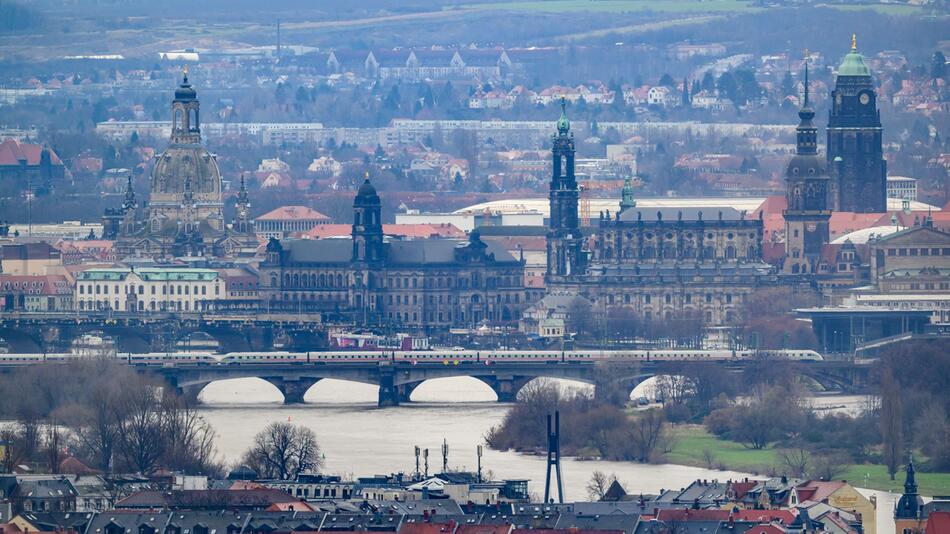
859;93;870;105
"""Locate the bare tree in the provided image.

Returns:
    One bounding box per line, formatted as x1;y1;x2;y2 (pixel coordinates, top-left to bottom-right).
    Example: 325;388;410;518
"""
0;424;26;473
780;448;810;478
118;385;166;474
160;396;218;474
628;408;668;462
242;422;322;480
45;421;64;473
812;453;848;482
586;470;618;500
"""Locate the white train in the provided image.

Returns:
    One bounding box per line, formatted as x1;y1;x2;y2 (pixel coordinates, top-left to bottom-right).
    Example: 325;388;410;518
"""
0;348;822;367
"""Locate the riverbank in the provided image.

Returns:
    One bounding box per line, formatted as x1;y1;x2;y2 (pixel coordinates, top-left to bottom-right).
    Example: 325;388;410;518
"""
665;425;950;496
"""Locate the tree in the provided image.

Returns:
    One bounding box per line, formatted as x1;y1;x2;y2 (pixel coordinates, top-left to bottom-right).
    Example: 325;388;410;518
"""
628;409;668;462
658;73;675;88
780;448;810;477
880;367;903;480
781;71;795;98
931;51;946;80
118;385;166;474
717;72;739;103
243;422;322;480
586;470;618;500
681;78;691;107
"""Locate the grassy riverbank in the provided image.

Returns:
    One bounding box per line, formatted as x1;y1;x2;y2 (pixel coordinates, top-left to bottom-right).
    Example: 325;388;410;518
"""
666;425;950;496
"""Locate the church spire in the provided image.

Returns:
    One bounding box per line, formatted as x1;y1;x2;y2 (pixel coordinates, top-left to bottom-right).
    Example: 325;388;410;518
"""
122;174;137;211
796;50;817;156
904;453;918;496
802;49;810;109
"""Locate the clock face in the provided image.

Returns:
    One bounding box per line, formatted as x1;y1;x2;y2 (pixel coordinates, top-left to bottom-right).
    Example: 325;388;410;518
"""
835;94;842;106
859;93;870;105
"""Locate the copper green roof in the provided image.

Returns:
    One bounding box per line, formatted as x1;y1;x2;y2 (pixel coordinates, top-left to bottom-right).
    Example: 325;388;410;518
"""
556;97;570;135
78;267;219;282
838;35;871;77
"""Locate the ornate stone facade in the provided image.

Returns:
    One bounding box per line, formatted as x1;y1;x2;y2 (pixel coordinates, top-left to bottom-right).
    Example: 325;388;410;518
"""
543;105;777;326
259;179;526;331
104;72;257;259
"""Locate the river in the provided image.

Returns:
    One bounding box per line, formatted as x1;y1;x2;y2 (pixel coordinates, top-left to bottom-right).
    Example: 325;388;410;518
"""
197;377;896;534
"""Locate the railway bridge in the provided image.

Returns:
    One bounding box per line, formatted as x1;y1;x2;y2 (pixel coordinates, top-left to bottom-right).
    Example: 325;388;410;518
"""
150;358;873;407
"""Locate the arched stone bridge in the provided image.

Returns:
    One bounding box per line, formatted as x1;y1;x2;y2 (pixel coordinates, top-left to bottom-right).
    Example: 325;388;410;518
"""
151;359;871;407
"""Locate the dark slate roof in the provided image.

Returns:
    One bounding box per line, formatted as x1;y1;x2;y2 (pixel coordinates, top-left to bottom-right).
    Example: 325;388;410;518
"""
618;207;749;223
115;489;301;509
281;237;518;266
555;513;640;534
283;238;353;264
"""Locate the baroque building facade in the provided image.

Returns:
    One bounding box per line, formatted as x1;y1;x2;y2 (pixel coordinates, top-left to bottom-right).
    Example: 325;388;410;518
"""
259;179;526;331
103;71;257;259
827;36;887;213
543;106;776;326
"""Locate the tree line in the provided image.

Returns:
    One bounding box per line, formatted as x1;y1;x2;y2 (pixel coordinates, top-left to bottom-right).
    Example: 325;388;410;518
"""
0;359;219;475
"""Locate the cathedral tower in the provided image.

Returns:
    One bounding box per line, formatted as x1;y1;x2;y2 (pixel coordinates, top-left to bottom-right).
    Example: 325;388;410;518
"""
827;35;886;213
546;99;586;281
784;53;831;275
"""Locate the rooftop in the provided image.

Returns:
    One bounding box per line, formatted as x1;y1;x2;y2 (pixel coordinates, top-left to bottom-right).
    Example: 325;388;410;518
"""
256;205;331;222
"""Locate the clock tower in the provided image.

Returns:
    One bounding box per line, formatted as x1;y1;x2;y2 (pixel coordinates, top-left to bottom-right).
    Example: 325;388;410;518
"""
784;54;831;275
827;34;886;213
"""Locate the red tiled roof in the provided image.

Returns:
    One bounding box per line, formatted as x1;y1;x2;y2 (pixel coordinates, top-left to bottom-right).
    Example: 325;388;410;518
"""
742;524;786;534
0;274;72;295
926;511;950;534
399;523;458;534
456;526;511;534
0;138;63;166
483;236;548;251
256;205;330;222
795;480;846;503
265;501;316;512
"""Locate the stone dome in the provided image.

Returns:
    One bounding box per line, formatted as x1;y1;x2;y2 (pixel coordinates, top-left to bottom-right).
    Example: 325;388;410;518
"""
150;144;222;199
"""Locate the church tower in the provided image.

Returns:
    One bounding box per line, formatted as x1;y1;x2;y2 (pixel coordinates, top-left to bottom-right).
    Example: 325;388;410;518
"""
171;66;201;145
827;35;886;213
784;54;831;275
352;176;385;263
895;453;925;533
546;99;586;281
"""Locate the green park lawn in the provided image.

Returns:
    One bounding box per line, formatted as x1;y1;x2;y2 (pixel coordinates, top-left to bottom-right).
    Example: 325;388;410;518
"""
666;425;950;496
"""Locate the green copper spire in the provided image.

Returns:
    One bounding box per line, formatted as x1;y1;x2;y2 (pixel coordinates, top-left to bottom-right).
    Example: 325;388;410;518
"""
620;175;636;212
838;33;871;77
556;96;570;135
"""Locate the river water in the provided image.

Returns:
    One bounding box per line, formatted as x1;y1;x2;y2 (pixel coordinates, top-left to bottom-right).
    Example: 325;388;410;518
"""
197;377;896;534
